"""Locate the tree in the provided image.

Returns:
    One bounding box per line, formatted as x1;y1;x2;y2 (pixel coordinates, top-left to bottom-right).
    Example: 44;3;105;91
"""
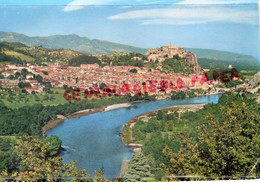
21;69;28;78
173;54;181;60
11;136;90;181
161;97;260;179
43;71;48;75
14;72;21;79
123;152;155;181
130;68;138;73
197;101;260;177
7;75;15;80
157;110;163;120
0;71;3;79
161;132;200;178
43;136;62;157
43;83;53;94
18;82;31;88
100;83;106;90
63;85;68;90
35;75;43;83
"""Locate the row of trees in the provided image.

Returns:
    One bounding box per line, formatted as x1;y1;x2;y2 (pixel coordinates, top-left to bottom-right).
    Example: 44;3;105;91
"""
0;93;155;137
170;89;207;100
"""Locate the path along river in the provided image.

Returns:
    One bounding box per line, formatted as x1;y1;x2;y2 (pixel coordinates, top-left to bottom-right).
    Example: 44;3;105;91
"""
46;94;221;178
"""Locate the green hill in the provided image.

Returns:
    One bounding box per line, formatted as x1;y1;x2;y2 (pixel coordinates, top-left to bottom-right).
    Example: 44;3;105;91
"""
0;31;259;69
0;31;147;55
185;48;260;68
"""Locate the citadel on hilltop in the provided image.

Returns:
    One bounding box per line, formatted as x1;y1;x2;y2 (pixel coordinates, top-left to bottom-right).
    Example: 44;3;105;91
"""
147;42;186;62
146;42;203;74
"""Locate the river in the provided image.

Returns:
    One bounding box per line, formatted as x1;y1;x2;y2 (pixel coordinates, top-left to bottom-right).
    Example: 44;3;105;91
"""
46;94;221;178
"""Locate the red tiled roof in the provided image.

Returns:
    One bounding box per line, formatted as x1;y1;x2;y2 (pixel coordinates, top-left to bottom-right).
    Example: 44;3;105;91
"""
24;87;39;90
29;79;38;83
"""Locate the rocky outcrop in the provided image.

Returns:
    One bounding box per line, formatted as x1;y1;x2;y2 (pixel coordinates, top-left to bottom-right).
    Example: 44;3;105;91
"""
185;52;203;74
248;71;260;88
146;42;203;74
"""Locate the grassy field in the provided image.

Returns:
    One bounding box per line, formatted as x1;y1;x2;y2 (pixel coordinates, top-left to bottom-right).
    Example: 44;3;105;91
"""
0;87;120;109
0;61;8;65
0;88;69;109
3;50;35;62
239;70;258;80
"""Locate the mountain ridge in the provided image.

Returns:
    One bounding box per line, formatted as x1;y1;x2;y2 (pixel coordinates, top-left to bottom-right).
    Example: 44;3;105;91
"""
0;31;147;55
0;31;259;68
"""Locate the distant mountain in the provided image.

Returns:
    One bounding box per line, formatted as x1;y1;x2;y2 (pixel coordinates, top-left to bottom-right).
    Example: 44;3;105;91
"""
0;31;147;55
185;48;260;68
0;31;259;68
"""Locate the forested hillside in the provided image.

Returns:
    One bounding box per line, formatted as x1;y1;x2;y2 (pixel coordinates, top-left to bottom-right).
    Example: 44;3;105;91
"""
124;92;260;179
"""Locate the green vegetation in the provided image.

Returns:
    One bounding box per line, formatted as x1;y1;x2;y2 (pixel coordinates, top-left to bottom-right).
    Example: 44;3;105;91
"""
0;89;155;179
171;89;207;100
0;135;90;181
0;31;147;55
170;91;186;99
146;59;159;69
0;88;68;108
238;67;260;80
162;55;192;74
18;82;31;88
0;43;26;65
123;152;155;181
129;92;260;179
122;125;131;145
3;49;34;62
68;55;101;66
129;68;137;73
0;136;21;174
101;52;145;67
43;136;62;157
185;48;260;68
0;91;155;137
219;80;243;88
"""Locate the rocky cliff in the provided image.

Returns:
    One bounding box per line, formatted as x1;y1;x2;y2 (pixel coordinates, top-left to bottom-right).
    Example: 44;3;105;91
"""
248;71;260;88
146;43;203;74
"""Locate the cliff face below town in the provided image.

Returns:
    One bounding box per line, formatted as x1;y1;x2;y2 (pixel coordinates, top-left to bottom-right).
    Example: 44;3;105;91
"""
248;71;260;88
146;43;203;74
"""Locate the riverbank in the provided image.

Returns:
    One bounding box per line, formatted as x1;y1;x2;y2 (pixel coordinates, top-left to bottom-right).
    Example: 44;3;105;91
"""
104;103;132;112
120;103;206;148
42;107;106;133
119;103;206;177
42;102;134;133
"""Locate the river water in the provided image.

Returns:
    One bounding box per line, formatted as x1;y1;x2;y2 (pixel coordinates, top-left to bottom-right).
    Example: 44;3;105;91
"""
46;94;221;177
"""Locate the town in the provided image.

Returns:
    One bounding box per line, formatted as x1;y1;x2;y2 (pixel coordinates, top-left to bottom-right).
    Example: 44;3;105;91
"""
0;61;243;100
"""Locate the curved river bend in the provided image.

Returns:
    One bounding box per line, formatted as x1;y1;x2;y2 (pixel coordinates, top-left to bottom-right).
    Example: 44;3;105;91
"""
46;94;221;177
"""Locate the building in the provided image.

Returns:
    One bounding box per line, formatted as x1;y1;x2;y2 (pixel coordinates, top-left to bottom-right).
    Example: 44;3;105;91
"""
0;79;19;88
24;87;43;94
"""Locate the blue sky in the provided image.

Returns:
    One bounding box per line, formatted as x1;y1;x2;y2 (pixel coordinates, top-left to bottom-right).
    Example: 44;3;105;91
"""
0;0;259;60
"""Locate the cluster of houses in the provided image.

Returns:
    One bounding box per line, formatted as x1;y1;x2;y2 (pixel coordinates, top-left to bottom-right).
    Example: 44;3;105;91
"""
0;63;44;94
0;61;248;98
0;62;220;98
